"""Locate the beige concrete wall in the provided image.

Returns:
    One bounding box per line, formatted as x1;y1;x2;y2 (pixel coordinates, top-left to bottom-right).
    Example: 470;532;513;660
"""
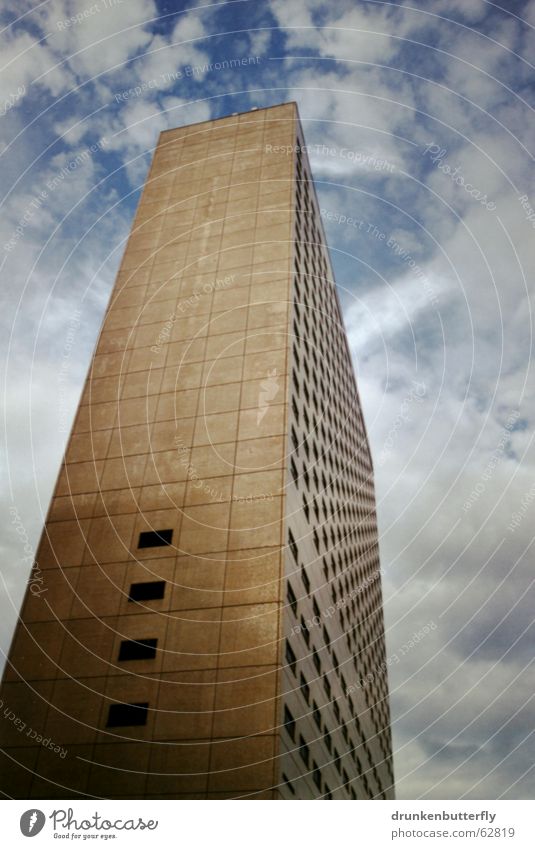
0;103;297;799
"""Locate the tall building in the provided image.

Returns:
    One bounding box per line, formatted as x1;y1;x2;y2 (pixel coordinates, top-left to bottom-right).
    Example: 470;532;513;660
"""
0;103;394;800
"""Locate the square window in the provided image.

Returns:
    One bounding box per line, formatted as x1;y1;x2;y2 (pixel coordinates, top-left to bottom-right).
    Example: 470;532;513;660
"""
137;529;173;548
118;638;158;662
128;581;165;602
106;702;149;727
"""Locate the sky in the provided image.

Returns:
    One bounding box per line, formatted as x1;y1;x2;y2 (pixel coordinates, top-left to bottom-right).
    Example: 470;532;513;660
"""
1;0;534;800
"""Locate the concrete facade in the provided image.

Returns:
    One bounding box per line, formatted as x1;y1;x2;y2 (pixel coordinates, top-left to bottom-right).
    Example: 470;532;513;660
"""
0;103;394;799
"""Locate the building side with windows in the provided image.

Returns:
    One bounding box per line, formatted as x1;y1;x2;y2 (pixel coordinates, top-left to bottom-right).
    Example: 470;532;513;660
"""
0;102;394;800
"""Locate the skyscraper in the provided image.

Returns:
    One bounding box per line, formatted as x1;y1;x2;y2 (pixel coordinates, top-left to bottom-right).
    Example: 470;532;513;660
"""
0;103;394;799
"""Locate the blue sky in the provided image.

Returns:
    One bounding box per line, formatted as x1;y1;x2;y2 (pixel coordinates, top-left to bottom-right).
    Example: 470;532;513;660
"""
1;0;534;799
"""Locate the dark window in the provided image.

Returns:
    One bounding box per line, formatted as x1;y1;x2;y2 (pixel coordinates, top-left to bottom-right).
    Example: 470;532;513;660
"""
313;761;322;791
313;701;322;730
290;458;299;486
300;616;310;647
284;705;296;741
128;581;166;602
287;582;298;615
138;529;173;548
325;785;333;800
118;638;158;662
334;749;341;773
312;648;321;674
299;735;310;767
285;641;297;674
324;730;332;753
300;673;310;705
289;529;299;563
283;772;296;795
301;566;310;594
106;702;148;727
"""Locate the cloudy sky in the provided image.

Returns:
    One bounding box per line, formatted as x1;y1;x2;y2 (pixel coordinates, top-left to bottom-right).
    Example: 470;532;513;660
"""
1;0;534;800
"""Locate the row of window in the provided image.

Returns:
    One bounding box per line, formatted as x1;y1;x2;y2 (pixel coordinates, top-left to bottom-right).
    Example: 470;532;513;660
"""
285;136;391;798
103;528;173;727
283;703;374;799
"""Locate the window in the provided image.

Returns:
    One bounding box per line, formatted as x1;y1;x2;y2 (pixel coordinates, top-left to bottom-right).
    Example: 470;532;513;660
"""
290;458;299;487
288;529;299;563
323;674;331;699
137;529;173;548
118;638;158;661
334;750;341;773
300;673;310;705
324;730;332;753
313;701;322;731
128;581;165;602
283;772;296;795
106;702;149;727
301;567;310;594
284;705;296;741
324;785;333;800
287;582;298;615
313;761;322;791
299;735;310;767
285;641;297;675
300;616;310;647
312;648;321;674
